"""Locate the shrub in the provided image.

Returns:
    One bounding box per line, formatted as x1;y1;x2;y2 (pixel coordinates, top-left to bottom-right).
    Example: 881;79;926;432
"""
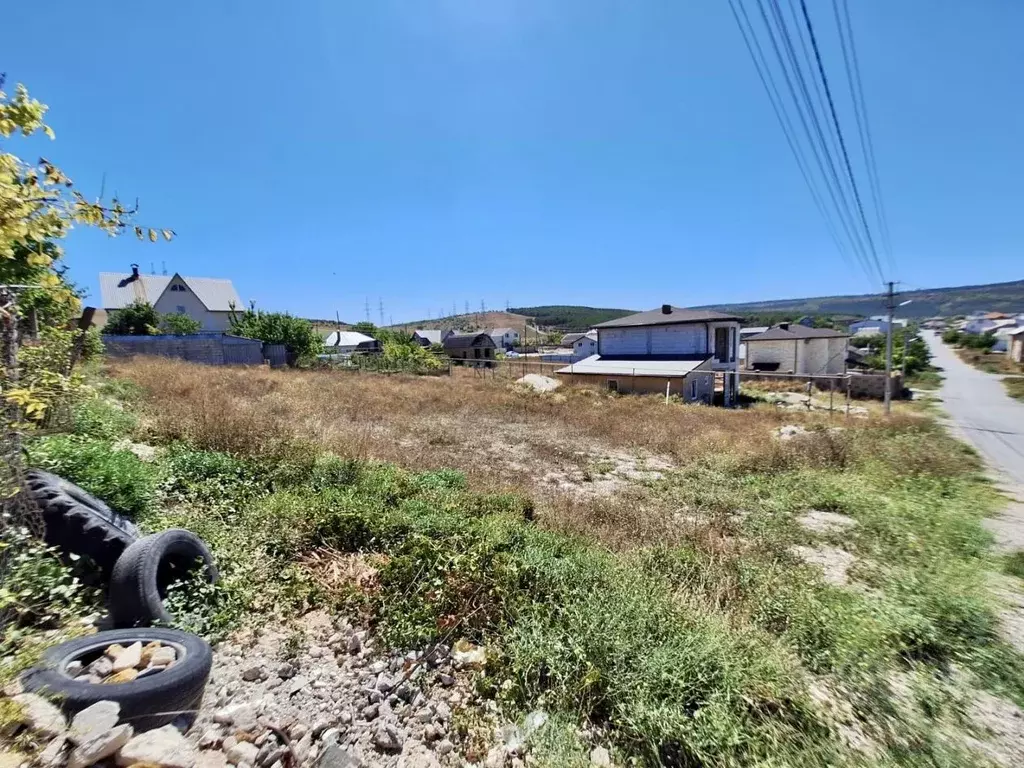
72;397;137;440
103;301;160;335
27;435;157;518
161;312;202;335
229;310;322;362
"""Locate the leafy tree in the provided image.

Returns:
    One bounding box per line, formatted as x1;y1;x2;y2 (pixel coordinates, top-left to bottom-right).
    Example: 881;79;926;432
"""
229;311;322;361
161;312;202;335
103;301;160;336
351;321;378;337
941;329;961;345
856;328;932;375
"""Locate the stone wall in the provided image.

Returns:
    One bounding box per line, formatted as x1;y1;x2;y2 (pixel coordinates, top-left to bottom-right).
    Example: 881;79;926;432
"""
740;372;902;400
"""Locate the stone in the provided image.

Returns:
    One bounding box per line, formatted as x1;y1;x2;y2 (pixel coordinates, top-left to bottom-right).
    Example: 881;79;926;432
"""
140;641;163;665
415;708;433;724
66;660;84;677
317;742;363;768
276;662;297;680
137;666;167;680
11;693;66;739
373;723;405;752
241;664;265;682
368;661;388;676
68;723;133;768
338;711;353;726
437;673;455;687
105;668;140;684
257;746;287;767
484;746;506;768
198;728;223;749
213;704;259;732
422;724;439;742
346;635;362;655
223;736;238;752
590;746;612;767
225;741;259;767
522;711;548;736
288;676;310;696
38;736;67;768
451;640;486;670
89;655;114;678
499;724;525;756
308;647;326;659
112;642;143;672
294;733;314;764
149;646;177;667
360;704;379;721
197;750;230;768
116;724;198;768
69;700;120;745
104;644;127;660
436;740;454;756
397;742;441;768
320;728;341;745
433;702;451;722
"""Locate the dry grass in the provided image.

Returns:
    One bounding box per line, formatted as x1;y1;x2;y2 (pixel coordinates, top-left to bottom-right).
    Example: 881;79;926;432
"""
109;357;964;548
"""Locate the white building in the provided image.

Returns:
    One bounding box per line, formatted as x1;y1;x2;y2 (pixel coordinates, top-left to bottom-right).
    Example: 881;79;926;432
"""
744;323;849;375
100;266;243;331
488;328;521;350
556;305;741;405
323;331;380;356
572;331;598;359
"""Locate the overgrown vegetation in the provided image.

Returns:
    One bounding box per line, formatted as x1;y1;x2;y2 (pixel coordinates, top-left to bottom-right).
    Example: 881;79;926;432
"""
942;328;998;351
228;309;322;362
8;355;1015;765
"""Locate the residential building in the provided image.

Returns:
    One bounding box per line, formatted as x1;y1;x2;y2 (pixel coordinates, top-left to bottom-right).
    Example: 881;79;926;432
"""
443;333;496;367
1009;327;1024;364
99;265;243;331
555;304;741;405
561;332;586;346
412;329;447;347
572;331;598;359
323;331;380;355
991;320;1023;352
849;318;906;336
744;323;849;375
488;328;521;350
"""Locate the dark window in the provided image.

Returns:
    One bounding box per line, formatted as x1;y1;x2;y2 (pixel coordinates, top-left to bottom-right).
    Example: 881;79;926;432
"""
714;327;729;361
608;380;619;392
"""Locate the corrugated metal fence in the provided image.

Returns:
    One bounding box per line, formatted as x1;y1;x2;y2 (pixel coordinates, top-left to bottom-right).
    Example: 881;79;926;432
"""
104;333;265;366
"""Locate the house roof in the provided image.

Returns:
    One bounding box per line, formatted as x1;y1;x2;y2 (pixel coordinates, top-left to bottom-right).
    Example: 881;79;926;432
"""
413;329;443;344
594;306;741;328
740;326;769;336
443;333;495;349
1007;327;1024;336
747;324;849;342
324;331;376;347
561;332;585;345
556;354;710;377
99;272;243;312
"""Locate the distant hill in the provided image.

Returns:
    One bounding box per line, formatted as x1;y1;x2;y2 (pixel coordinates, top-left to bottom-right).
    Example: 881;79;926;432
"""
386;311;543;336
509;305;634;332
696;279;1024;319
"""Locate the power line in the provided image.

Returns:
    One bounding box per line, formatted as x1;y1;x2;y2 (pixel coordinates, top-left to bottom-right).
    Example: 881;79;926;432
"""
797;0;884;283
833;0;895;276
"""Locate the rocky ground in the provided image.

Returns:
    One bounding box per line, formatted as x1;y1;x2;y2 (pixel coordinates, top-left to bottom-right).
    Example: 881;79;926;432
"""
3;611;612;768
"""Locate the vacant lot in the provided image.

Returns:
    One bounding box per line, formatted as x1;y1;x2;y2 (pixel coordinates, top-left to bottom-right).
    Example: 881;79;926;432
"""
14;356;1024;766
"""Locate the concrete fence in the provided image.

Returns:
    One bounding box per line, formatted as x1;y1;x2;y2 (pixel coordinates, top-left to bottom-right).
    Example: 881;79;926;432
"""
103;333;265;366
740;371;903;400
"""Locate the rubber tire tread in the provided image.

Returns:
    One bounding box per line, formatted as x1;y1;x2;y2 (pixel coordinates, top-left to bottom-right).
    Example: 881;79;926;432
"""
20;627;212;731
23;470;140;573
108;529;219;628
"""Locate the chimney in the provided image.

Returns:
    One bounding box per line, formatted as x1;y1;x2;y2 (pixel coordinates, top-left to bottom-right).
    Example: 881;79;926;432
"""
661;304;672;315
130;264;140;280
779;322;790;330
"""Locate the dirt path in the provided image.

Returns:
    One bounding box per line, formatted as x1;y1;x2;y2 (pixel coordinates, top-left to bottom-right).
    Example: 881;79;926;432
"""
923;331;1024;551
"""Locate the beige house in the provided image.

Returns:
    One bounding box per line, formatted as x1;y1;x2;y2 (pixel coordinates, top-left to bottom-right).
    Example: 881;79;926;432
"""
1009;327;1024;364
744;323;849;375
100;266;243;331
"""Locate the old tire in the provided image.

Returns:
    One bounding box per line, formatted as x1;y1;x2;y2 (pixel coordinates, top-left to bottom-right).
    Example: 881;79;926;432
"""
109;529;219;628
20;627;212;731
23;470;140;573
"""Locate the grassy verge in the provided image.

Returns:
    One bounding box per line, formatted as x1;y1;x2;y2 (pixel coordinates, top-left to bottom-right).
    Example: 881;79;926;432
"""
1003;377;1024;401
905;368;943;390
7;359;1024;766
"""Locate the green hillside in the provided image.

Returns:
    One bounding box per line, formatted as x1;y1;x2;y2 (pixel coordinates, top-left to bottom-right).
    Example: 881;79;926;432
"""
697;279;1024;319
510;305;634;331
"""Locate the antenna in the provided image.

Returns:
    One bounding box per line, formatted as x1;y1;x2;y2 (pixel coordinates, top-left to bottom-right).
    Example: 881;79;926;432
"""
161;261;167;276
379;298;385;327
452;301;457;318
150;262;155;275
364;297;371;323
335;310;341;328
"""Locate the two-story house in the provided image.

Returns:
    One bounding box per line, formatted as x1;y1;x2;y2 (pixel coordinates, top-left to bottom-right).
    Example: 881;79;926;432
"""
100;265;243;331
488;327;521;350
554;305;741;406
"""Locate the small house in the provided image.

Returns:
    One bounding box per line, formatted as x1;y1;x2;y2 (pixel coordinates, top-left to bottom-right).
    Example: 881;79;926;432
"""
323;331;380;355
1008;327;1024;364
443;333;496;367
849;318;906;336
744;323;849;375
488;328;520;350
412;329;447;347
100;265;243;331
572;331;598;359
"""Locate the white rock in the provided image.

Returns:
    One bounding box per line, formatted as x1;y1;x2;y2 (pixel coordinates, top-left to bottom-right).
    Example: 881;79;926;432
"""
485;745;506;768
68;724;133;768
451;640;486;669
38;736;67;768
433;702;451;722
397;742;440;768
294;733;314;763
373;723;405;752
214;704;259;732
11;694;66;739
88;656;114;678
523;710;548;735
436;739;454;756
150;646;177;667
116;724;197;768
198;727;223;749
197;751;229;768
226;741;259;767
590;746;612;767
69;700;120;745
112;642;143;672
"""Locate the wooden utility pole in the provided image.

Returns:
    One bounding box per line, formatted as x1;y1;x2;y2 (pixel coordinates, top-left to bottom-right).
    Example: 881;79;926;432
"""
884;281;895;415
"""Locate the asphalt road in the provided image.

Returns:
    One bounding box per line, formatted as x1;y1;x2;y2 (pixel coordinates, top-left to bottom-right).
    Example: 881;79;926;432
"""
923;331;1024;548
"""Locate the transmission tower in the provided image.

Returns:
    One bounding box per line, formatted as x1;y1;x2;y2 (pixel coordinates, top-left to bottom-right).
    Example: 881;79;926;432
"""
378;298;384;327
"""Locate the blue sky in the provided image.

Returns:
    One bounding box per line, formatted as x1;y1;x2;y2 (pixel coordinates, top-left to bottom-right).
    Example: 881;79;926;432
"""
7;1;1023;322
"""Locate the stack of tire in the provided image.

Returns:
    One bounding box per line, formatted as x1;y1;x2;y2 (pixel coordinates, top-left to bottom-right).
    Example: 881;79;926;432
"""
20;471;220;729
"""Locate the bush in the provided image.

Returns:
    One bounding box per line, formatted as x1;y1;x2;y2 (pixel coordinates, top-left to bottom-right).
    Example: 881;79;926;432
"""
72;397;137;441
103;301;160;335
229;311;322;362
941;329;961;345
161;312;202;335
26;435;157;518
